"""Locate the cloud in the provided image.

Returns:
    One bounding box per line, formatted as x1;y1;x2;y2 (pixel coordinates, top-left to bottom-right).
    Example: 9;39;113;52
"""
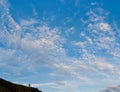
51;62;90;82
99;22;111;31
0;0;65;74
0;4;80;91
0;0;93;84
78;7;119;58
73;6;120;82
99;85;120;92
94;61;114;71
90;2;97;6
1;0;120;91
20;19;38;26
31;80;77;90
65;27;75;36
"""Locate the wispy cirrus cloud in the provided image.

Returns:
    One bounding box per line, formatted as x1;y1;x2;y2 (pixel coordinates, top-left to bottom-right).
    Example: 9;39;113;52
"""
31;80;77;90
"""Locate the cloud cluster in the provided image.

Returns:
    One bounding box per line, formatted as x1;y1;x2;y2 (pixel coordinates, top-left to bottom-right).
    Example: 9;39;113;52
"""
0;0;65;75
73;6;120;87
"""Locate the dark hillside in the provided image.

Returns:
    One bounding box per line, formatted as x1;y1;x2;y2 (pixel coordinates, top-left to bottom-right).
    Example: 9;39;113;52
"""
0;78;42;92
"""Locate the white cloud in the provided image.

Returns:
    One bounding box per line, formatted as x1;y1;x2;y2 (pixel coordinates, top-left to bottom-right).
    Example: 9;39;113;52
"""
86;9;105;22
31;80;77;90
94;61;114;71
90;2;97;6
1;0;120;91
81;7;120;58
0;0;65;73
99;22;111;31
65;27;75;36
20;19;38;26
74;41;86;47
51;62;90;82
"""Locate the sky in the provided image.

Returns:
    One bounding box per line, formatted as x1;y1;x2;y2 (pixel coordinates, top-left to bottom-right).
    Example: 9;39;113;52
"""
0;0;120;92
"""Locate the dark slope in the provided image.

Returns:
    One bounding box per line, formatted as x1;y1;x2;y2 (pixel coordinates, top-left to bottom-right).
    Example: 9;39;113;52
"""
0;78;42;92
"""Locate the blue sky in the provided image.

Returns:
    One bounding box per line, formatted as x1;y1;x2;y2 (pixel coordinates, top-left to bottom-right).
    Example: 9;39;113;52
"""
0;0;120;92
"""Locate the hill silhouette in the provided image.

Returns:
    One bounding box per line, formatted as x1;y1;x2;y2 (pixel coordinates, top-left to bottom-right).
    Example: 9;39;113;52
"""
0;78;42;92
